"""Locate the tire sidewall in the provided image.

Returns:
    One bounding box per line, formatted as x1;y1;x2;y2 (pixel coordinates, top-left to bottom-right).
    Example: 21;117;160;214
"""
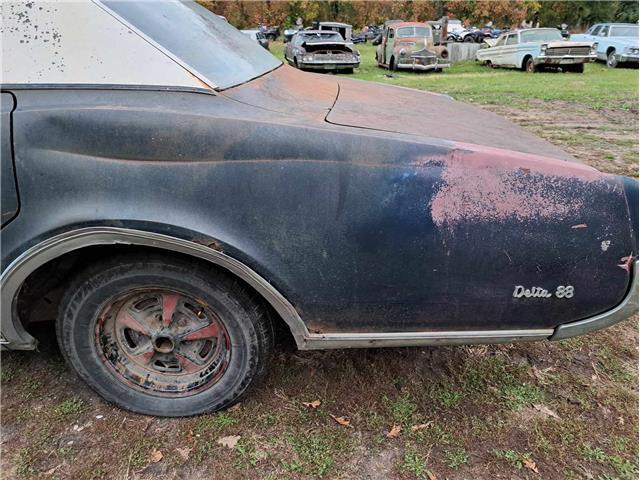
58;262;263;416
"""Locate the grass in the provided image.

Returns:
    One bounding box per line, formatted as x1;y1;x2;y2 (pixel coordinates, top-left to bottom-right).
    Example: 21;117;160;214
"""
269;41;639;109
54;398;85;416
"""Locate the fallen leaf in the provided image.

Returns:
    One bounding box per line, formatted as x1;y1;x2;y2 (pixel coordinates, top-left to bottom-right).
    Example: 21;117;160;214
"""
302;400;321;409
217;435;241;449
149;448;163;463
387;424;402;438
44;464;62;476
175;447;192;460
329;414;351;427
427;471;438;480
532;404;560;420
523;458;539;474
228;403;242;412
411;422;432;431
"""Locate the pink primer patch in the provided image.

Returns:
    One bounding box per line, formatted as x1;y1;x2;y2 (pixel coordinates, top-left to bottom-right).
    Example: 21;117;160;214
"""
428;147;606;226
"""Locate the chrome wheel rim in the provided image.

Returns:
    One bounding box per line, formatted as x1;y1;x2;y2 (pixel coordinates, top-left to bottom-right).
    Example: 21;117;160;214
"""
96;289;231;397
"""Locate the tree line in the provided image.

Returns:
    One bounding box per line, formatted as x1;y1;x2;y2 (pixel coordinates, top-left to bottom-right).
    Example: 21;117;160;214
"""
197;0;638;31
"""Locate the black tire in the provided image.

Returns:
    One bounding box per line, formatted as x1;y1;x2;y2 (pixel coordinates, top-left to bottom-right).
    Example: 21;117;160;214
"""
525;57;537;73
567;63;584;73
463;35;474;43
607;50;618;68
390;56;397;71
56;255;274;417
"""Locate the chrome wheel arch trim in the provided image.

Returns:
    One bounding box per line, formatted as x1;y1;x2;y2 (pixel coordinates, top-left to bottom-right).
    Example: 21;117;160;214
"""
0;227;310;350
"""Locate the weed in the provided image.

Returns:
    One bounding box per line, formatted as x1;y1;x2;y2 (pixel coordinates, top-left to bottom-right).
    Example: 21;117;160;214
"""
443;447;469;469
500;383;544;411
389;394;418;426
400;450;428;478
54;398;85;416
493;449;533;470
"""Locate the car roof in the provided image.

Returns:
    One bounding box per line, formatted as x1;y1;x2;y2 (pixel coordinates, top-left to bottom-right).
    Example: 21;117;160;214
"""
316;21;351;27
298;30;341;35
390;22;430;28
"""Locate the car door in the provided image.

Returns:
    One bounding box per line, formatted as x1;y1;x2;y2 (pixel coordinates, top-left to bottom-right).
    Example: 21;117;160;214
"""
596;25;610;59
1;92;19;227
490;34;508;65
385;27;395;64
502;33;519;67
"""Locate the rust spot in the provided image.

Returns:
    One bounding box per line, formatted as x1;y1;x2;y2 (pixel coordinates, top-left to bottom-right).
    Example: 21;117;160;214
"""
192;238;223;252
428;146;607;227
617;254;634;272
571;224;588;229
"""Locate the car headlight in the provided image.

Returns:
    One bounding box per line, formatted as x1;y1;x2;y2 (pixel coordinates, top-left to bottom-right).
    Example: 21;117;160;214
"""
540;44;548;55
591;42;598;54
625;46;639;54
399;48;407;56
303;55;313;62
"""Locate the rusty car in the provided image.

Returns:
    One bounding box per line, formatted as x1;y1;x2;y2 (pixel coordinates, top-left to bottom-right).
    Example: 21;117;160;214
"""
476;28;596;73
1;0;638;417
284;29;360;73
376;22;449;71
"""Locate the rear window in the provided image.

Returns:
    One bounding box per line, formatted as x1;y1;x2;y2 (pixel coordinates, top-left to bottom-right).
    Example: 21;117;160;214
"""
102;0;281;90
610;25;639;37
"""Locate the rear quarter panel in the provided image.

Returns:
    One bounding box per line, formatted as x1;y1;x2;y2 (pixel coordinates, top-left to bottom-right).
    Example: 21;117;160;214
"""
2;88;635;335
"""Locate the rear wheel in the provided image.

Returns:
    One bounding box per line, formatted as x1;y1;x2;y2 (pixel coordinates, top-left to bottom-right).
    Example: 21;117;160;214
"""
57;256;274;416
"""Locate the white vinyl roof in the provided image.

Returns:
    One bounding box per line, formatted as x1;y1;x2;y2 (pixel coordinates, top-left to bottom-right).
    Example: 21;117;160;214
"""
0;1;209;89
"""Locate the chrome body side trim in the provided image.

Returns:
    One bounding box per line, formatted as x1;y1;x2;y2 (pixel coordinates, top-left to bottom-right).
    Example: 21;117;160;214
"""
2;229;636;351
550;261;638;341
0;227;309;349
303;329;553;349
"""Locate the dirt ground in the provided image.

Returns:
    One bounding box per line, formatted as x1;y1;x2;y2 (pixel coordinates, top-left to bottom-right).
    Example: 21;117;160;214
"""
1;94;638;479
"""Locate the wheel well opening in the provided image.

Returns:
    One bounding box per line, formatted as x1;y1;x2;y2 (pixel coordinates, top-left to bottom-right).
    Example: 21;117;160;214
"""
606;46;616;55
522;55;532;68
16;244;297;350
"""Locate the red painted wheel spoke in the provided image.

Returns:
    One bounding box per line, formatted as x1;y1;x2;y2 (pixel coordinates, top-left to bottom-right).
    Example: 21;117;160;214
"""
130;342;155;365
175;352;202;374
181;322;219;341
118;309;151;336
161;293;180;326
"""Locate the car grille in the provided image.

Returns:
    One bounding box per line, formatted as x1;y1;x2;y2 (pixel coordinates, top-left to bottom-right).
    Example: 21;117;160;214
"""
547;46;591;56
311;52;353;61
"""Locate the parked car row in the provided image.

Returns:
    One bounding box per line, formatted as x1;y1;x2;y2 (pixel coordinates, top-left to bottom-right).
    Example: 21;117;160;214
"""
477;23;638;72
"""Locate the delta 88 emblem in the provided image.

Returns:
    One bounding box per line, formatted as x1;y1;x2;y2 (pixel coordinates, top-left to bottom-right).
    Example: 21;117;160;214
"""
513;285;575;299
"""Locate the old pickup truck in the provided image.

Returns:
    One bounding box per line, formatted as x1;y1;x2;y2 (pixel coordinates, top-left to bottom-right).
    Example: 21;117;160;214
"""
1;0;637;416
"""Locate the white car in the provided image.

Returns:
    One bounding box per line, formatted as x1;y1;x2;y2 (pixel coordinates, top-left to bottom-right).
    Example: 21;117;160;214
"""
571;23;639;68
476;28;596;73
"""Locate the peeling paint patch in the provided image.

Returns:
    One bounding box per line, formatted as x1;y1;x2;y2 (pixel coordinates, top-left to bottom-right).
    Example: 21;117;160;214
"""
428;148;606;227
572;223;588;229
601;240;611;252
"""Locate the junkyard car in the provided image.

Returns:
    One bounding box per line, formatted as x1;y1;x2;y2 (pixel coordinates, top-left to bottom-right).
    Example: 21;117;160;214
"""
312;21;353;43
2;0;638;417
376;22;449;71
241;29;269;50
284;30;359;73
476;28;596;72
571;23;639;68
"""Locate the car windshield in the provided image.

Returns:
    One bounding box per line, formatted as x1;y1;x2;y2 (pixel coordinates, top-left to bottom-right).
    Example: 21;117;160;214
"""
101;0;281;90
397;27;431;38
520;29;563;43
610;25;639;37
301;32;343;42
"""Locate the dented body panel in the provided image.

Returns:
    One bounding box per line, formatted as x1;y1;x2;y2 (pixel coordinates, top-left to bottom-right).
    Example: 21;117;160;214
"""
1;66;637;345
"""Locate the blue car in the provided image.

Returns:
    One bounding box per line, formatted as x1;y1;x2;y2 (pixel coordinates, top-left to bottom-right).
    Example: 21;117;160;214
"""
571;23;639;68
